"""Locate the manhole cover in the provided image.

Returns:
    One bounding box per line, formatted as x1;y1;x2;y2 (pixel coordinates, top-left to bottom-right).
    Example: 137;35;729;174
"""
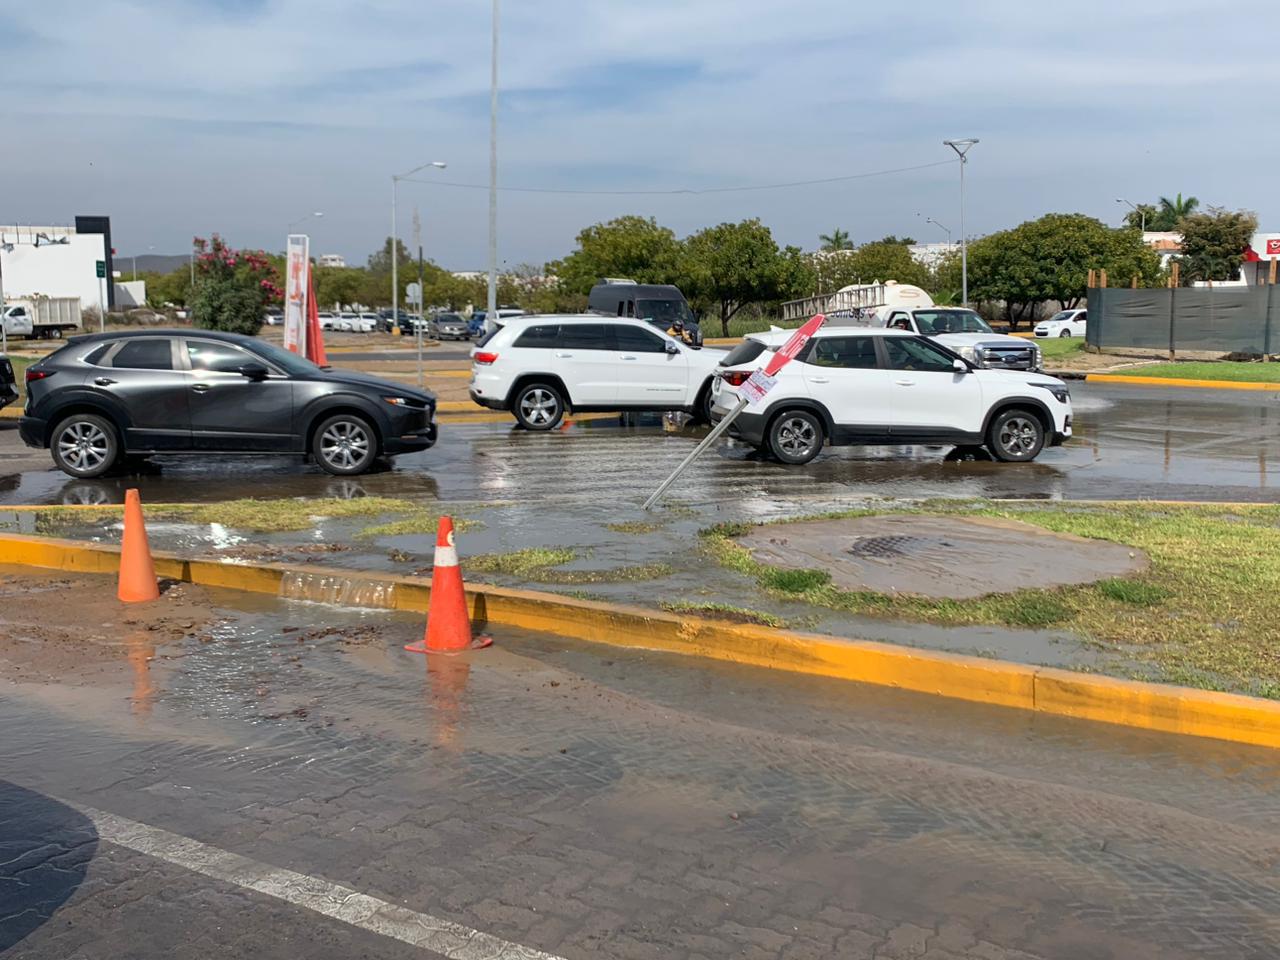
847;535;953;558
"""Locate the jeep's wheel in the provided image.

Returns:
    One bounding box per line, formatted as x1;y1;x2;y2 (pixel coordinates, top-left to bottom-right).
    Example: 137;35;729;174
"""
313;414;377;475
987;409;1045;462
513;383;564;431
51;413;119;478
767;410;824;465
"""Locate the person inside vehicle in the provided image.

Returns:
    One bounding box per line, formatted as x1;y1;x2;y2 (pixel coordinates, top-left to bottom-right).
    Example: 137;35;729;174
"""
667;318;696;346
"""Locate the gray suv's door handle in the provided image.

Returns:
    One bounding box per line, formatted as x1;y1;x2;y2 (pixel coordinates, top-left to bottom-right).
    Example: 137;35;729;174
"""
93;377;116;386
192;383;211;393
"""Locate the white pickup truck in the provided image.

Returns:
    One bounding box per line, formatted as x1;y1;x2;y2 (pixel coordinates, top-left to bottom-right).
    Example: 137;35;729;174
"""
862;306;1043;372
1;297;82;339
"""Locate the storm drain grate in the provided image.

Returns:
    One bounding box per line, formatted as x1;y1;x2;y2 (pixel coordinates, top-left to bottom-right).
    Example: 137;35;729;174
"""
846;535;954;559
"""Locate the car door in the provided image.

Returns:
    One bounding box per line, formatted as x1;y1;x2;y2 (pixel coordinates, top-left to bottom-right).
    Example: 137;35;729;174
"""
552;323;618;405
183;338;296;451
612;322;689;406
881;336;984;438
1073;310;1087;336
92;337;192;450
797;335;894;441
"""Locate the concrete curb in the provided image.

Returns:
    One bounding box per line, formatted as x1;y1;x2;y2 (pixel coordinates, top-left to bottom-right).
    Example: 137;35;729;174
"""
4;531;1280;748
1086;373;1280;391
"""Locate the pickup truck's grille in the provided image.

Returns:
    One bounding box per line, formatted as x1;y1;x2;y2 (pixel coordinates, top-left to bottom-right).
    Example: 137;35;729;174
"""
979;345;1036;370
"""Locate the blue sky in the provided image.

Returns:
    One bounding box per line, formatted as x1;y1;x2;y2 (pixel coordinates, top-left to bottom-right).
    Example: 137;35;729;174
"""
4;0;1277;269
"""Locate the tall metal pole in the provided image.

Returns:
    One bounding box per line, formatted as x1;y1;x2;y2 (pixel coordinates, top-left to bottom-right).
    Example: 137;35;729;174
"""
417;245;425;388
486;0;500;324
0;237;7;355
944;139;978;307
391;177;399;335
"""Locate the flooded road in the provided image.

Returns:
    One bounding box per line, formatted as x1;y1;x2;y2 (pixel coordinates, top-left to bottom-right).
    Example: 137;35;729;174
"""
3;575;1280;958
3;383;1280;507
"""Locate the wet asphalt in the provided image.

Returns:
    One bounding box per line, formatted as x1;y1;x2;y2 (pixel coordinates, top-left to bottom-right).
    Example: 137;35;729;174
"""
4;585;1280;958
3;382;1280;507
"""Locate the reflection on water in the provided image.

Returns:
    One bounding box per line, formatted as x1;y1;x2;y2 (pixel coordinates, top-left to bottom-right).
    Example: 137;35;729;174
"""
279;571;397;609
125;631;156;719
426;655;472;752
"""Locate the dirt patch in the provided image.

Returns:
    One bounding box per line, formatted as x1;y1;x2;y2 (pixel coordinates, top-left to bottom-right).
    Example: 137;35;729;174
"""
739;515;1147;600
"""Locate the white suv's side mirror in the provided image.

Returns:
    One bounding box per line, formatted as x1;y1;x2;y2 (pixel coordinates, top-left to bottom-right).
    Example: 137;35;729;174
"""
953;358;969;374
665;341;680;355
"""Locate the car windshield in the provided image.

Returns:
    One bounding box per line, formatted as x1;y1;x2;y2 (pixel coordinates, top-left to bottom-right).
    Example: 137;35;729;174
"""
1047;311;1075;323
914;310;993;335
635;299;694;326
248;340;325;376
438;314;463;323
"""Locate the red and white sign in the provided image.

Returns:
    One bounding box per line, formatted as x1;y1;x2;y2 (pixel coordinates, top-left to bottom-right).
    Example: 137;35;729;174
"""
283;234;309;355
739;370;777;405
1267;238;1280;257
763;313;826;377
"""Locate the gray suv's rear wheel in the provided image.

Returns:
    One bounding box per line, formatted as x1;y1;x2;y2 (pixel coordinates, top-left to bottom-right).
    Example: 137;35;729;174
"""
512;382;564;430
313;414;377;475
987;409;1045;462
50;413;119;478
767;409;824;465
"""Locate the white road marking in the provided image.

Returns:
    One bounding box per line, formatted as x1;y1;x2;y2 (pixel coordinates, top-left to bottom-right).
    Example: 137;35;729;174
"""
74;803;566;960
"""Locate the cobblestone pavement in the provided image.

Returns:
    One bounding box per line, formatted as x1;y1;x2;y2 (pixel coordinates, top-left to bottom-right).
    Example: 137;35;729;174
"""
4;589;1280;958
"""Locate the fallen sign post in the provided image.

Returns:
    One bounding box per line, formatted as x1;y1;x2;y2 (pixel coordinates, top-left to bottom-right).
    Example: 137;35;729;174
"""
642;313;826;511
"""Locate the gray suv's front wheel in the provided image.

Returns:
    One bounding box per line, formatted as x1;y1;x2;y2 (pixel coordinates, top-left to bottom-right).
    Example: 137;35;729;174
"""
50;413;120;478
313;414;377;475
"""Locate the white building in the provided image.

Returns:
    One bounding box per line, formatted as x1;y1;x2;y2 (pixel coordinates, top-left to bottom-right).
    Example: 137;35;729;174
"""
317;253;346;268
908;242;958;267
0;221;112;315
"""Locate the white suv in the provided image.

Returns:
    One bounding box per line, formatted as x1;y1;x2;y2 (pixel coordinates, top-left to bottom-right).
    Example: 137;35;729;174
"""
470;315;726;430
711;328;1072;464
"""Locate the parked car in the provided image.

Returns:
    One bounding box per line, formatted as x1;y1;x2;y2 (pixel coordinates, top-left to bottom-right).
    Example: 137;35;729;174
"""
430;312;470;340
469;315;726;429
588;280;704;347
865;307;1042;371
468;312;487;338
263;309;284;326
19;330;437;478
1035;309;1087;338
316;312;340;330
357;312;382;332
0;355;17;410
335;312;362;331
711;327;1071;465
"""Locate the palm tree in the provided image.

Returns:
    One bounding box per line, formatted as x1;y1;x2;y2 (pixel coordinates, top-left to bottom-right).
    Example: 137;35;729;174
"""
1153;193;1200;230
818;228;853;251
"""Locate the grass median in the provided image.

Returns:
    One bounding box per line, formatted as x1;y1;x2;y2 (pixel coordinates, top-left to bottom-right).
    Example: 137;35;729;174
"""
1117;361;1280;383
701;501;1280;698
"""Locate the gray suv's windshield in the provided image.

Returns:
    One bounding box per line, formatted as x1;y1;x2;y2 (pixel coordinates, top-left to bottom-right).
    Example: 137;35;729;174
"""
914;310;993;335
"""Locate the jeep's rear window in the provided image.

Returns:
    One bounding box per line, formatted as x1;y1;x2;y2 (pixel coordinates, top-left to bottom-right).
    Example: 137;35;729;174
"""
720;340;767;367
513;324;560;348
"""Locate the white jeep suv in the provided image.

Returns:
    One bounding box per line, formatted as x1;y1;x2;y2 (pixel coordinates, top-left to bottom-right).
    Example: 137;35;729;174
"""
470;315;727;430
711;327;1071;464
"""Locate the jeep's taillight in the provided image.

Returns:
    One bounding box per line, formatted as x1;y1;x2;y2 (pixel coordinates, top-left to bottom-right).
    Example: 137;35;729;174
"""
473;352;499;365
722;370;750;387
25;368;52;383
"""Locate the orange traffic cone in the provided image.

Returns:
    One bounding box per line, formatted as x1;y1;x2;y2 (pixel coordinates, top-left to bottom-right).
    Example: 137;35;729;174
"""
118;488;160;603
405;516;492;654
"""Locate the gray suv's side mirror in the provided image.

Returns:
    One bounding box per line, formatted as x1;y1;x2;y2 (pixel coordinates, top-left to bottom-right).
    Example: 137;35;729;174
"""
952;358;969;374
665;341;680;355
239;363;270;381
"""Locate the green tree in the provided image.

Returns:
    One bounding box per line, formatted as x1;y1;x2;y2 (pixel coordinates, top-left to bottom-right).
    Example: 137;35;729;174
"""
1176;207;1258;283
1121;203;1158;232
366;237;415;274
682;219;802;336
190;235;282;335
1153;193;1200;230
142;268;192;308
547;215;684;294
967;213;1161;326
314;266;365;310
818;227;853;251
928;250;964;304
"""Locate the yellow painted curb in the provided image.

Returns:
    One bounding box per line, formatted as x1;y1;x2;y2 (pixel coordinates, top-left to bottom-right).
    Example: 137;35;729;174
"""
1087;373;1280;391
4;531;1280;749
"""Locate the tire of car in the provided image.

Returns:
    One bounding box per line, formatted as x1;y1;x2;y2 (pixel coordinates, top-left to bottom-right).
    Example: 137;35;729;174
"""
50;412;120;479
986;408;1045;463
1059;329;1071;338
692;381;716;425
512;382;565;431
312;413;378;475
767;409;824;465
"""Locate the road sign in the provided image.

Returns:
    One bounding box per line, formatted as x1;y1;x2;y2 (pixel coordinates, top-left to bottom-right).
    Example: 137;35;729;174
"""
406;282;422;306
95;260;106;278
642;313;828;510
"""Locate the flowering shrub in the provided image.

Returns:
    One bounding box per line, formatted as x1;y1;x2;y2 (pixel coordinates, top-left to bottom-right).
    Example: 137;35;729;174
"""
190;235;283;335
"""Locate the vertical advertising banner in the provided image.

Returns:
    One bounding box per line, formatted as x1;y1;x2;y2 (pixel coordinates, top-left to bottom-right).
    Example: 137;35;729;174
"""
284;234;310;354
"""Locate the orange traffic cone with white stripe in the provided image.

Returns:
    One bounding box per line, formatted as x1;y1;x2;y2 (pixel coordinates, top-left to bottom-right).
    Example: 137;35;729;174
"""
118;488;160;603
405;516;492;654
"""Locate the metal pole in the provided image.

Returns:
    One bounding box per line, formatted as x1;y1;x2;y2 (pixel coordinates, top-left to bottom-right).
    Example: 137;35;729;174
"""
486;0;500;324
391;177;399;335
0;236;7;355
642;397;747;511
417;244;425;388
959;156;967;307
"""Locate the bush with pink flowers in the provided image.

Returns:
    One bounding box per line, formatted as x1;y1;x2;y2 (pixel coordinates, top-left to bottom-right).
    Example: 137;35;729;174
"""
190;234;284;335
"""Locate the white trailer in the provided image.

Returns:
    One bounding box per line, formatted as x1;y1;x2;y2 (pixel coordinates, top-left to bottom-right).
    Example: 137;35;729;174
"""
2;296;82;339
781;281;933;324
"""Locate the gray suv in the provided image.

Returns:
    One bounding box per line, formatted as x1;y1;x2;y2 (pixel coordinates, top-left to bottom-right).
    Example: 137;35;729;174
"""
20;330;438;478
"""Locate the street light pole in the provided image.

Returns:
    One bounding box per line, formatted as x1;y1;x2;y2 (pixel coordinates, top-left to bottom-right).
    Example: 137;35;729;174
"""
391;162;446;335
943;139;978;306
1116;197;1145;233
925;217;952;245
487;0;500;326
